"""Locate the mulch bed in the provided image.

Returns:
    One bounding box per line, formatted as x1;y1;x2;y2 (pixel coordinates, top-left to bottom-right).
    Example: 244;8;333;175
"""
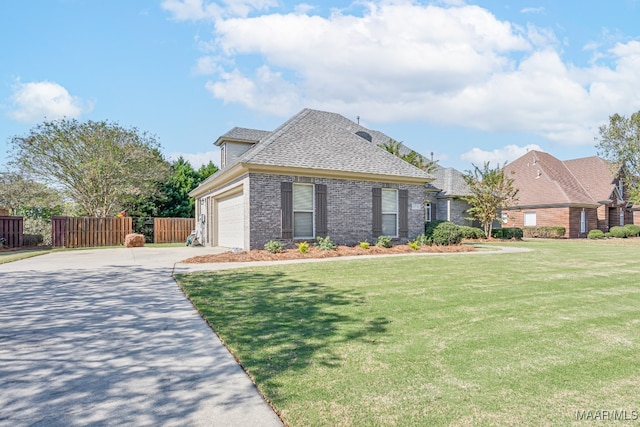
182;243;477;263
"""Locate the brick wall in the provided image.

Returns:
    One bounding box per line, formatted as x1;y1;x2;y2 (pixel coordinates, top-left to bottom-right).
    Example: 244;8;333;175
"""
505;206;599;238
428;196;473;226
249;173;425;249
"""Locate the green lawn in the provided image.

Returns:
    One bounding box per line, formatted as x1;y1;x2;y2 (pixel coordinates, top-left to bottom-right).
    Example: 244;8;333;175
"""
175;239;640;426
0;248;52;264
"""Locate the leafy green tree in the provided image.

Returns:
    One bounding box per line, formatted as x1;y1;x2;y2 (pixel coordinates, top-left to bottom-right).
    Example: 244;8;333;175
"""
8;118;170;217
462;162;519;238
0;171;66;245
595;111;640;203
197;161;218;182
125;158;219;218
379;139;437;173
0;171;64;218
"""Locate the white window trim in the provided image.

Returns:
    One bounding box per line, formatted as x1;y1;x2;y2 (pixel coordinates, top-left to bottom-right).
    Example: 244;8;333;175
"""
293;183;315;239
382;188;399;237
620;207;625;226
524;212;536;227
425;203;432;222
580;210;586;233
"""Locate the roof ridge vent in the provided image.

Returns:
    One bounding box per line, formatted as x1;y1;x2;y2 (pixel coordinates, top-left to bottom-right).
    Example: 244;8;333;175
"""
355;131;372;142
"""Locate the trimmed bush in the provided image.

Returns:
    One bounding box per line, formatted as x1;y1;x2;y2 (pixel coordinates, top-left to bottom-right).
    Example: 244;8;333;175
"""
609;226;629;238
425;220;446;239
316;236;336;250
264;240;283;253
523;226;566;239
587;229;605;239
413;233;431;246
491;227;523;240
375;235;393;248
604;232;612;238
431;221;462;246
458;226;486;239
23;234;44;246
624;224;640;237
296;241;309;254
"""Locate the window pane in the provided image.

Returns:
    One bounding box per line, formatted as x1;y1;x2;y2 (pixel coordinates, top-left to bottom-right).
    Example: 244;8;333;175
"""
382;189;397;212
524;212;536;226
293;184;313;210
382;213;397;236
294;212;313;238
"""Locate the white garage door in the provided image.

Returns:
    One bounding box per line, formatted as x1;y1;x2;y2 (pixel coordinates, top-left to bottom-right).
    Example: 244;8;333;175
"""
217;192;245;249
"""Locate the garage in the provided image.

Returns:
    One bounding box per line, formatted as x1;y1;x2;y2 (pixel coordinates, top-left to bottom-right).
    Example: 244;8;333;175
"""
216;192;245;249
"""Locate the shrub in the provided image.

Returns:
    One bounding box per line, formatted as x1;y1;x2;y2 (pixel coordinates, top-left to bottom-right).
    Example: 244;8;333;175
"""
523;226;566;238
624;224;640;237
491;227;523;240
604;232;612;238
264;240;283;253
24;217;52;246
424;220;446;239
587;229;605;239
609;226;629;238
431;221;462;246
23;234;44;246
413;233;431;246
375;235;393;248
296;241;309;254
316;236;336;250
359;241;370;249
407;240;420;250
458;226;486;239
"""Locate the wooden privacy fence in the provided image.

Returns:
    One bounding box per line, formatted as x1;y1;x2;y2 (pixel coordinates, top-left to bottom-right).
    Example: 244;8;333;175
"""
0;216;24;248
52;216;133;248
154;217;195;244
51;216;195;248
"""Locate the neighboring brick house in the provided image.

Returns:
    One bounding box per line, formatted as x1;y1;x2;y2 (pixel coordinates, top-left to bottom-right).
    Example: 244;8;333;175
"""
502;150;637;238
189;109;434;250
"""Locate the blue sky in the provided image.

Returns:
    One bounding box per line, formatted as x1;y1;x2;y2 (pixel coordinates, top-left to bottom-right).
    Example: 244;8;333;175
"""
1;0;639;173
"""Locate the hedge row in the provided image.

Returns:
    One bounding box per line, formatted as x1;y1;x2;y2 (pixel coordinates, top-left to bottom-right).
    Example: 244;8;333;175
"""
491;227;523;239
523;226;566;238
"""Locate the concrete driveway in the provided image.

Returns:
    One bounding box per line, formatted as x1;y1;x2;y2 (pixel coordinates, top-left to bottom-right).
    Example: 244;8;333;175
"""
0;247;283;427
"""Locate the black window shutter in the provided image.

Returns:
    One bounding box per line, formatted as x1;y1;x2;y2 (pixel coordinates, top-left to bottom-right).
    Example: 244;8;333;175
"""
399;189;409;238
281;182;293;239
372;187;382;237
315;184;328;238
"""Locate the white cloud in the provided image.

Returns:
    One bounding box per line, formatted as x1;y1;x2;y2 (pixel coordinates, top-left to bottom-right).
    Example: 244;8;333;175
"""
205;65;300;115
192;56;219;75
161;0;220;20
175;2;640;147
461;144;543;166
162;0;277;20
168;150;221;169
7;80;93;123
520;7;545;14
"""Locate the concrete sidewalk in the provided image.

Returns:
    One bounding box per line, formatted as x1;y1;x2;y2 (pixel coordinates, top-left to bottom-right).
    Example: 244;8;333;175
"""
0;247;283;427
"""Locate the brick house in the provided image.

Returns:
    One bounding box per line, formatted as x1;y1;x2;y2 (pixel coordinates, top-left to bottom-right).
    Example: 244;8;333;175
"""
189;109;434;250
502;150;637;238
425;165;477;227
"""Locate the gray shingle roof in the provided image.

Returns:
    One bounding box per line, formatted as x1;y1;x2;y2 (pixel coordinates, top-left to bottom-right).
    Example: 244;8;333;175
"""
215;127;271;145
226;109;432;180
431;165;471;197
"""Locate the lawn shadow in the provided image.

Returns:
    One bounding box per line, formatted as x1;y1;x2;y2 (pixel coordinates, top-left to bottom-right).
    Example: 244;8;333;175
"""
176;270;389;388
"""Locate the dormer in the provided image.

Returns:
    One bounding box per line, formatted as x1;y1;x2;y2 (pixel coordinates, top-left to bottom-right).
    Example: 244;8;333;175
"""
215;127;271;169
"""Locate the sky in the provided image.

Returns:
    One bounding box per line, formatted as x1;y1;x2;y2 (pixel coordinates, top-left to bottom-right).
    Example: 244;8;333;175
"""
1;0;640;173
